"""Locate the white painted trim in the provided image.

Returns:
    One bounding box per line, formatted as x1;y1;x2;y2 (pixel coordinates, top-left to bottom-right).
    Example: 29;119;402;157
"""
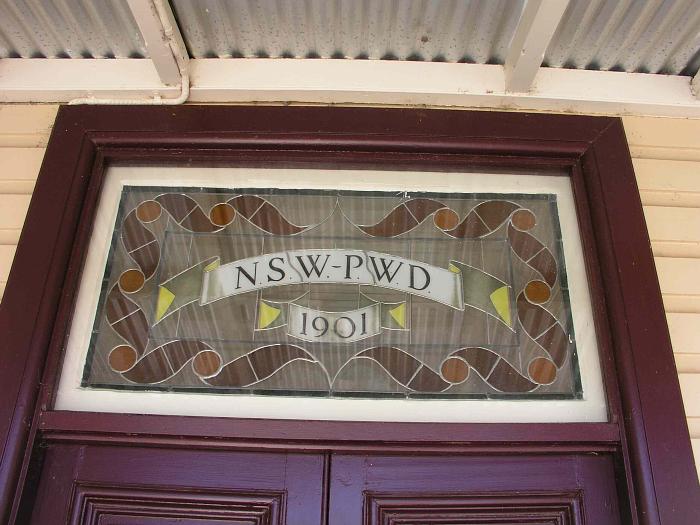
188;59;700;117
153;0;189;72
2;58;700;117
504;0;569;93
693;68;699;100
0;59;179;101
68;0;189;105
126;0;181;86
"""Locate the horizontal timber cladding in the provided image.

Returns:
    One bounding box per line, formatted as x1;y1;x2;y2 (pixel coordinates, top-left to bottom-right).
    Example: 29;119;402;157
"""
0;105;698;475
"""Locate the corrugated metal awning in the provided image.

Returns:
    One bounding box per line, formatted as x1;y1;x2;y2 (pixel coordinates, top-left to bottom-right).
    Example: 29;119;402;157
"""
0;0;146;59
171;0;525;63
545;0;700;75
0;0;698;76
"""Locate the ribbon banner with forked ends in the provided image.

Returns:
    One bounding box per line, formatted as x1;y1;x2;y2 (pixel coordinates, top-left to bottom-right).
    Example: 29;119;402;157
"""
154;249;513;341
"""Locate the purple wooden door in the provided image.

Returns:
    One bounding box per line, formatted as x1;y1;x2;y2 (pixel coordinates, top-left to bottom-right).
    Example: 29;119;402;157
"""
329;454;622;524
28;446;622;524
29;444;325;524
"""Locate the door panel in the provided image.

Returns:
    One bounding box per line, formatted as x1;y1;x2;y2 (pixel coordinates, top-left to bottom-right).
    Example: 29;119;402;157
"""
329;454;621;524
29;444;325;525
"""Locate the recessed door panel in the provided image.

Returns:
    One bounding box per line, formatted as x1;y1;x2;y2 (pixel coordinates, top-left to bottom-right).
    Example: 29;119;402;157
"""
329;453;622;525
29;444;325;525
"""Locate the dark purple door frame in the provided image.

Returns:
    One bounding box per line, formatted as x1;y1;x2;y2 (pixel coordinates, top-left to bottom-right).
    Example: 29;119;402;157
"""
0;106;697;523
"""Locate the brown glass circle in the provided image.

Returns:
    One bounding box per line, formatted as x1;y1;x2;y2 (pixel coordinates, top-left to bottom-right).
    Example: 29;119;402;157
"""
209;203;236;227
119;269;145;293
511;209;536;230
528;357;557;385
524;280;551;304
109;345;138;373
433;208;460;230
441;357;470;383
193;350;222;377
136;200;162;223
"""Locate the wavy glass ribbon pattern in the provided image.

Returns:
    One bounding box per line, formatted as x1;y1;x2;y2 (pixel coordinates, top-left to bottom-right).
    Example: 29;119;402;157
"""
82;188;581;399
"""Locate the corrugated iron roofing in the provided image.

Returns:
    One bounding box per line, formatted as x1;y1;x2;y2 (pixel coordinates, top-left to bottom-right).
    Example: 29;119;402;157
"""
0;0;146;59
0;0;698;76
544;0;700;75
171;0;525;62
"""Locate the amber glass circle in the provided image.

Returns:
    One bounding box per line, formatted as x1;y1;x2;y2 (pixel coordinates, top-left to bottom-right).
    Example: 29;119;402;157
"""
193;350;222;377
119;269;145;293
136;200;162;222
209;203;236;227
524;280;551;304
528;357;557;384
441;357;470;383
108;345;138;372
511;209;536;230
433;208;460;230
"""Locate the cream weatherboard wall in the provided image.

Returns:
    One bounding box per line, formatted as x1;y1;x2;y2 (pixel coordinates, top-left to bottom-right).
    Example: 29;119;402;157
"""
0;105;698;473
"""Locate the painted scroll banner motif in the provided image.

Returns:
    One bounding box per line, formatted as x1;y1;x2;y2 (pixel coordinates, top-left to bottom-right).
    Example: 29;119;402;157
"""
155;249;513;331
201;250;464;308
258;299;409;342
287;304;381;343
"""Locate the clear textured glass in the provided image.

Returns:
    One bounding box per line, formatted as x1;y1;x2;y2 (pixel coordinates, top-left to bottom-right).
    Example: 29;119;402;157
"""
82;186;582;399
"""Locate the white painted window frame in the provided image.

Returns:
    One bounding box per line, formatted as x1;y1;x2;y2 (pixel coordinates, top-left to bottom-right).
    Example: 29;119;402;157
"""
55;165;608;423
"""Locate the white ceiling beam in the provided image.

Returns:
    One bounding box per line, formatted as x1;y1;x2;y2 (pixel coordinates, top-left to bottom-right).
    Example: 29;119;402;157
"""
187;59;700;118
126;0;187;86
2;59;700;118
0;59;179;101
504;0;570;93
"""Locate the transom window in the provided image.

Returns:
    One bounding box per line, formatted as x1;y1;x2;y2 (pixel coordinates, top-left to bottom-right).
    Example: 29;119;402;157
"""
56;166;605;422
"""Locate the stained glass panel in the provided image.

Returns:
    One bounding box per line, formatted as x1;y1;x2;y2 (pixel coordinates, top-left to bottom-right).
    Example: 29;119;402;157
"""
79;186;583;400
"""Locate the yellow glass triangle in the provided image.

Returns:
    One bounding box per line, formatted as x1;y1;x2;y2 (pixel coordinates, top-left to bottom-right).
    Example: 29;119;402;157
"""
258;301;281;329
448;263;461;274
155;286;176;322
388;302;406;328
204;259;220;272
489;286;512;327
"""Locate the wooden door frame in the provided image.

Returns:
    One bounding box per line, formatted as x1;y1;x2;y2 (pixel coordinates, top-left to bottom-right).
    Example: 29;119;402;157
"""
0;106;697;523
